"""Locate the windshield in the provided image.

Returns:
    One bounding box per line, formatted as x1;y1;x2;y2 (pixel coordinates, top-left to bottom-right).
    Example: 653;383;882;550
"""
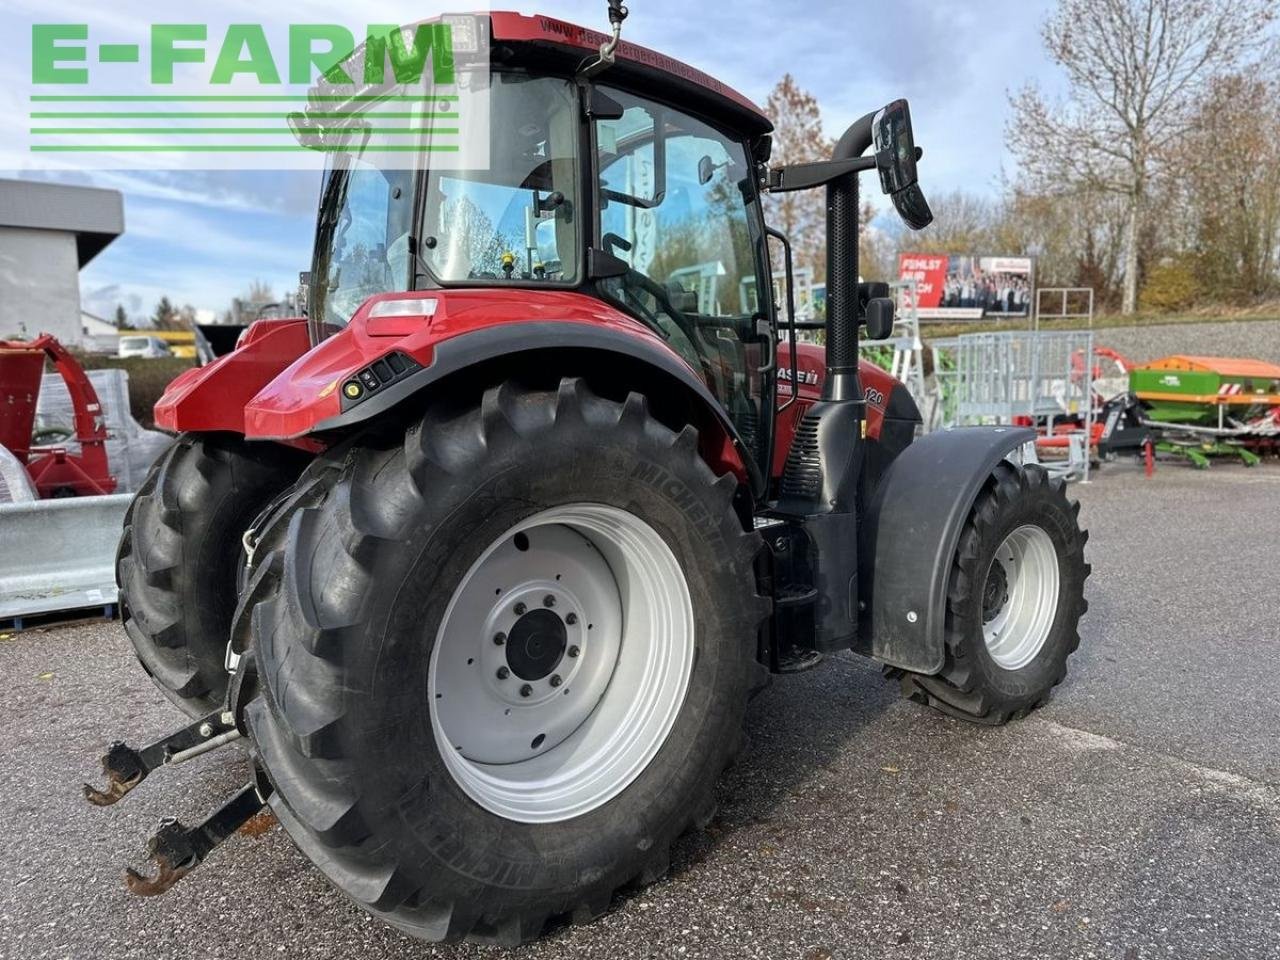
309;73;580;340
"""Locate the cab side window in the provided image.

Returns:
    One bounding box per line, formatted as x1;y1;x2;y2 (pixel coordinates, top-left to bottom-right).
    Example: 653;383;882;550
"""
596;91;758;320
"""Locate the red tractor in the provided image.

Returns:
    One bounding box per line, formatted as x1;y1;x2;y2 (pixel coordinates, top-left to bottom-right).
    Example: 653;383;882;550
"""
90;6;1088;946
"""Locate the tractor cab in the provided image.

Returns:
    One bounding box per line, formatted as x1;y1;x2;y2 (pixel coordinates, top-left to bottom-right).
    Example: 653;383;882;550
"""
305;10;778;473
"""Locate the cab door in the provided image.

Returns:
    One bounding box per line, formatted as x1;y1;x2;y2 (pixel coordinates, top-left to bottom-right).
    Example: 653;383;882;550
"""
591;87;776;477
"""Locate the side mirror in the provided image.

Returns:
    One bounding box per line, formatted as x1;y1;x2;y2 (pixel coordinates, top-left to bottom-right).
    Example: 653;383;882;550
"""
865;298;894;340
872;100;933;230
587;87;625;120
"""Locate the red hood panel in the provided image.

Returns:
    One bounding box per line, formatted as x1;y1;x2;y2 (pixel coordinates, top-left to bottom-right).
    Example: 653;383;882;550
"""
243;290;674;439
154;319;311;434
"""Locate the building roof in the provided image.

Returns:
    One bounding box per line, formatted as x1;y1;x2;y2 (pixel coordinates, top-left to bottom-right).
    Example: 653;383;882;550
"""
81;310;118;336
0;178;124;267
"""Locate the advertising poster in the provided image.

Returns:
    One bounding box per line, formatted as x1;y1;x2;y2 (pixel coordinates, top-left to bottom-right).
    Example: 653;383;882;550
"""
899;253;1033;320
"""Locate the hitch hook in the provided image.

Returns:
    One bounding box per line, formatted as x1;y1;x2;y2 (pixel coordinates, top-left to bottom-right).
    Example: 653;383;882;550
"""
124;783;265;896
83;709;239;807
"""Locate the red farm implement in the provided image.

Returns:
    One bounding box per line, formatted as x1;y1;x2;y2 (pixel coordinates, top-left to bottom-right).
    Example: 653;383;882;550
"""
0;334;116;498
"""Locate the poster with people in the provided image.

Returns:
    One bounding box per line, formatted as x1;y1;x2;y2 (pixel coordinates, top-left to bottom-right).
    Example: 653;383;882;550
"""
899;253;1033;320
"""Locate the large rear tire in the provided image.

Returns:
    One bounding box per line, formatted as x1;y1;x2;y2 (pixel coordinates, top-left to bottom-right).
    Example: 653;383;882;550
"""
890;462;1089;724
246;379;767;945
117;434;308;717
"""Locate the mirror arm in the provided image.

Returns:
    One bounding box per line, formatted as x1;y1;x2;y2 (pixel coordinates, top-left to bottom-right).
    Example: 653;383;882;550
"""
767;156;875;193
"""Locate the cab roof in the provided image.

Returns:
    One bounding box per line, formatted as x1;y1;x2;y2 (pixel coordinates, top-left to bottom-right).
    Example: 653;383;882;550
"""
490;11;773;137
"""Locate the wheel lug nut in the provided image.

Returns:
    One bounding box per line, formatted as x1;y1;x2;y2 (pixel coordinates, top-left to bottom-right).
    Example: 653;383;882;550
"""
550;674;563;687
519;683;533;698
565;612;577;625
543;594;556;608
496;666;510;680
568;645;580;658
493;632;506;646
514;602;527;615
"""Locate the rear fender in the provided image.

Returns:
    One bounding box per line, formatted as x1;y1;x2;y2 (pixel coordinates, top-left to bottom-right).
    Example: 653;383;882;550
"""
244;292;761;495
857;426;1036;674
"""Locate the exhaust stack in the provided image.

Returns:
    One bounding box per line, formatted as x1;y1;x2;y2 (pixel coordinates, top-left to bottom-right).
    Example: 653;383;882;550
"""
823;113;875;403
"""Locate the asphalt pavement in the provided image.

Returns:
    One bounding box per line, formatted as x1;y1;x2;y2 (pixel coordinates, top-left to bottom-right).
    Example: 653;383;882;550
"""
2;461;1277;960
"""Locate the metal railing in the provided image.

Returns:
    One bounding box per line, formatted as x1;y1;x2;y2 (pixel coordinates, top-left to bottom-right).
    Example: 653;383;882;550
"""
930;329;1096;480
1034;287;1095;330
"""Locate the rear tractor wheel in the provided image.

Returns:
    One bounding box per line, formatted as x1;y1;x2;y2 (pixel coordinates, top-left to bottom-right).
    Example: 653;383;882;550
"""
246;379;768;945
891;462;1089;724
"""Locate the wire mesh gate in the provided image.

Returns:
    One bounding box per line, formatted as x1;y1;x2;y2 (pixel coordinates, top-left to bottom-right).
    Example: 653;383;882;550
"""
930;329;1096;480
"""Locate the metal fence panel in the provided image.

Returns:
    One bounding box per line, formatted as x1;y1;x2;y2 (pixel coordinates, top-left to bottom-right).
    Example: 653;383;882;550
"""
0;493;129;619
930;329;1096;480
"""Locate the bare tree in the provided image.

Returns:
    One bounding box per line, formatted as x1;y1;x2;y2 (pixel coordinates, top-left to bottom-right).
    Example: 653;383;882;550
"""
245;279;276;304
902;189;999;255
1175;74;1280;299
1009;0;1276;313
764;75;831;279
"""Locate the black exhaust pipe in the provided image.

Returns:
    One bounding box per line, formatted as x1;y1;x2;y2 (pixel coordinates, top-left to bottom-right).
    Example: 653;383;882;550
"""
823;112;875;402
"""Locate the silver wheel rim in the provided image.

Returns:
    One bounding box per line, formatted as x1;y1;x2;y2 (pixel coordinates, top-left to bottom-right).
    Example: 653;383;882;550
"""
429;504;695;823
981;524;1060;671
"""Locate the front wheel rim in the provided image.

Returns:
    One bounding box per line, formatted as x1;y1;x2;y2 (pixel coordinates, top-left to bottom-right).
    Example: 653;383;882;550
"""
981;524;1061;671
429;504;695;824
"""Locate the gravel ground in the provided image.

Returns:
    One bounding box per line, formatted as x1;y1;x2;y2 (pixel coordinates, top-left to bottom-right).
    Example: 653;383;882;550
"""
1088;319;1280;367
2;462;1278;960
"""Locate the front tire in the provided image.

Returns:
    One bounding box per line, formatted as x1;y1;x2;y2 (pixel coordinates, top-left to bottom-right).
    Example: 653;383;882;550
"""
892;462;1089;724
247;379;767;944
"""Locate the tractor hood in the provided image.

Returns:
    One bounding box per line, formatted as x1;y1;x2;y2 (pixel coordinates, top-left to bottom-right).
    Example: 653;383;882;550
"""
240;290;680;440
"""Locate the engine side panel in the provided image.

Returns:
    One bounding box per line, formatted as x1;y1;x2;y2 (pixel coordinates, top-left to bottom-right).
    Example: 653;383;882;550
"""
774;341;920;484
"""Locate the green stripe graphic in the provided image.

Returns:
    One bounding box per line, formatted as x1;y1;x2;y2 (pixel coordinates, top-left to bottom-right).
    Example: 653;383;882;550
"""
32;128;461;135
30;112;460;119
30;95;458;102
31;144;462;152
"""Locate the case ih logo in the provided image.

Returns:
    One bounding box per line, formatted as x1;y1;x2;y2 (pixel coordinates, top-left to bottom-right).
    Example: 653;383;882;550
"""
778;367;820;386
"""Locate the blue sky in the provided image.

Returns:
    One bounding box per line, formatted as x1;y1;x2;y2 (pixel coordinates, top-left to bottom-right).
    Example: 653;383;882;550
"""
4;0;1062;324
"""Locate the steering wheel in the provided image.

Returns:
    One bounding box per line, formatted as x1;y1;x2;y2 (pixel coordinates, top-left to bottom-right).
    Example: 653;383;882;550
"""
615;269;728;388
620;269;703;342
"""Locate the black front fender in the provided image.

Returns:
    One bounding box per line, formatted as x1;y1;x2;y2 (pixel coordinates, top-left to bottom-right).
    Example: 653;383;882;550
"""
857;426;1036;674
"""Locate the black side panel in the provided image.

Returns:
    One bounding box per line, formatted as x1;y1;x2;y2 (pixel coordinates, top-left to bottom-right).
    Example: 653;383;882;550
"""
311;321;764;497
857;426;1036;674
775;400;865;652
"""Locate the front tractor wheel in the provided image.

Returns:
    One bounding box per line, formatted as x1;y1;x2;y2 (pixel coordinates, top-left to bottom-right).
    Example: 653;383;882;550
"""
892;462;1089;724
246;379;767;945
